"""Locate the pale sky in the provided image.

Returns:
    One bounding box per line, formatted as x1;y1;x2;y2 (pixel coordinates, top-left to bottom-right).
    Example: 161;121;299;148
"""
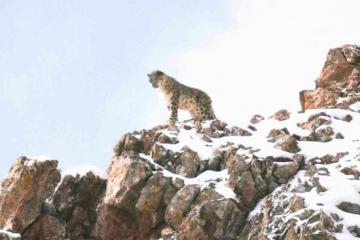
1;0;359;178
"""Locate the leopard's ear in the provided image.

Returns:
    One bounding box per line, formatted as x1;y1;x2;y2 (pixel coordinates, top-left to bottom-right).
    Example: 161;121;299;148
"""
156;70;164;76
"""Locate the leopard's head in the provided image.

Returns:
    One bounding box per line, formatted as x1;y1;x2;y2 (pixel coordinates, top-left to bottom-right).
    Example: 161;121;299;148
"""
147;70;166;88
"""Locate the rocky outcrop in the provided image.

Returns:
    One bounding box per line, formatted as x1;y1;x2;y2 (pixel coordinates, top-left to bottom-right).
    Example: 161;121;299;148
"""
92;120;305;239
0;117;306;239
300;44;360;110
0;157;61;233
0;45;359;240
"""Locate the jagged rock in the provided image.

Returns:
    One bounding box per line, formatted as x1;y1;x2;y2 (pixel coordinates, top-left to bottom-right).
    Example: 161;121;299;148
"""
273;156;302;184
300;44;360;110
21;215;66;240
93;154;154;240
174;147;200;178
284;224;298;240
226;155;255;207
275;135;301;153
272;109;290;121
207;149;224;171
165;185;200;230
150;144;171;166
342;44;360;64
289;195;305;212
0;157;61;232
177;199;245;240
300;88;338;111
104;154;153;207
52;172;106;239
92;204;138;240
135;172;177;236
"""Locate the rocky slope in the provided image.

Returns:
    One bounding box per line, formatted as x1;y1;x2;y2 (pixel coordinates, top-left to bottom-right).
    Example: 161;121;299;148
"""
0;45;359;240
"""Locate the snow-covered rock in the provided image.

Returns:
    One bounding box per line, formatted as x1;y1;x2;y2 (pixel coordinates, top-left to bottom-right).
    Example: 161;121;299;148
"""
0;45;359;239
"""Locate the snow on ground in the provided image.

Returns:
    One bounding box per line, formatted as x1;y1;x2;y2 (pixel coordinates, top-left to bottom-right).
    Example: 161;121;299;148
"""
140;153;236;199
350;101;360;112
0;229;20;239
242;109;360;240
138;108;360;204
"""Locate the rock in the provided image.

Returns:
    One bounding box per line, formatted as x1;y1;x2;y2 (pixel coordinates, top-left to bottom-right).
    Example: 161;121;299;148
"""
139;129;157;153
93;154;154;240
284;224;298;240
335;114;353;122
104;154;153;207
348;225;360;238
341;166;360;179
135;172;177;236
299;44;360;110
300;88;338;111
165;185;200;230
250;114;265;124
272;109;290;121
230;126;252;136
208;149;224;171
174;147;200;178
342;44;360;64
210;120;227;131
335;132;344;139
306;126;334;142
52;171;106;239
177;199;245;240
310;152;348;165
267;128;289;141
157;133;179;144
275;135;301;153
226;155;256;207
273;158;302;184
337;201;360;215
289;195;305;212
298;112;331;131
21;215;66;240
0;157;61;232
92;204;138;240
201;134;212;143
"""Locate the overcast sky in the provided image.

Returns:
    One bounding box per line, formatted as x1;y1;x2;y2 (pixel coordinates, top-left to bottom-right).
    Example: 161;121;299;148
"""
1;0;359;178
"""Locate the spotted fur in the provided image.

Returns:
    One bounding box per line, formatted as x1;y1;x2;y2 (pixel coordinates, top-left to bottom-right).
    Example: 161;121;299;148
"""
148;70;216;122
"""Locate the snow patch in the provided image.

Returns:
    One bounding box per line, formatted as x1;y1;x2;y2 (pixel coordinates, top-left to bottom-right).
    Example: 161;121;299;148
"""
0;230;20;239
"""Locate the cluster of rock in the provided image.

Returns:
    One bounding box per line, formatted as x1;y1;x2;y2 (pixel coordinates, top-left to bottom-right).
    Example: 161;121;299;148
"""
0;44;359;240
300;44;360;111
0;119;304;239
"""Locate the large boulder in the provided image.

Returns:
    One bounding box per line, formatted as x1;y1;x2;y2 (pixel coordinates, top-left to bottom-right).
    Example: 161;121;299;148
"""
0;157;61;232
52;172;106;239
300;44;360;110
